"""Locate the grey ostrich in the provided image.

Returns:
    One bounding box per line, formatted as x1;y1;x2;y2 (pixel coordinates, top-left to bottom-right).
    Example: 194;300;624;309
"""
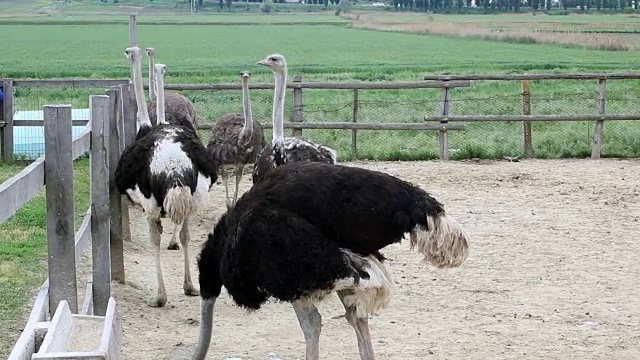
252;54;338;185
145;47;198;130
207;71;265;209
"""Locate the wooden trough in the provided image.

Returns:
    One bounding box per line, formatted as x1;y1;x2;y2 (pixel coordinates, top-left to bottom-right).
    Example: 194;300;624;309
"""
32;298;122;360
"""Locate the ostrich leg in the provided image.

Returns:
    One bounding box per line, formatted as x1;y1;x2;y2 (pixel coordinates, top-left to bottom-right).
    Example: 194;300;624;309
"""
147;218;167;307
292;300;322;360
337;290;376;360
232;164;245;207
179;216;199;296
167;223;180;250
221;165;232;209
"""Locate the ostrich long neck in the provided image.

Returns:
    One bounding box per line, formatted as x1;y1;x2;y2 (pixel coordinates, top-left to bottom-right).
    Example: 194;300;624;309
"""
132;56;151;128
156;69;166;125
240;78;253;140
148;54;156;100
271;68;287;146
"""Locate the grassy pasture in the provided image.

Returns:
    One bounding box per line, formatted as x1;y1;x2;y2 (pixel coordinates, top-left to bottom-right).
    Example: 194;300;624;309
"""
2;17;639;160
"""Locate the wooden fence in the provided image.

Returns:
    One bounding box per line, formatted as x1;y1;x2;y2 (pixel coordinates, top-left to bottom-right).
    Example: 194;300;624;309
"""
2;72;640;163
423;72;640;160
4;84;135;360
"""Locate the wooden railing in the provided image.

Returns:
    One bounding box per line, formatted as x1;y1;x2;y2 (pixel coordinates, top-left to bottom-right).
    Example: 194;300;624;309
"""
422;72;640;159
2;73;640;162
4;84;136;360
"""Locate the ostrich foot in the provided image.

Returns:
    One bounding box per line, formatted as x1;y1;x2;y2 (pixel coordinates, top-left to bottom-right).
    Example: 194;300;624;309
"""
147;293;167;308
184;282;200;296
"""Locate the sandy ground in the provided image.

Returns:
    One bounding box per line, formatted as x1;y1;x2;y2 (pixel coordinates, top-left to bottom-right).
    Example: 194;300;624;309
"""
75;158;640;360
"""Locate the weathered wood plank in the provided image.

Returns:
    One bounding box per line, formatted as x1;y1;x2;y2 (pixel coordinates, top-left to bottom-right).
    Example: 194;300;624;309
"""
423;72;640;81
107;89;125;283
7;282;50;360
198;122;466;131
72;130;91;160
424;114;640;122
74;209;92;264
351;89;358;160
90;95;112;316
521;80;533;158
81;280;94;316
119;84;136;244
0;156;45;224
292;75;303;137
14;120;89;127
438;83;451;160
161;80;470;91
44;105;78;316
13;79;129;87
101;298;123;360
9;205;95;359
37;301;73;354
3;78;14;161
591;79;607;160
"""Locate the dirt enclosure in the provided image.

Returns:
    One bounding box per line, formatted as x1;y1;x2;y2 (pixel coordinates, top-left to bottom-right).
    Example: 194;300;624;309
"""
77;158;640;360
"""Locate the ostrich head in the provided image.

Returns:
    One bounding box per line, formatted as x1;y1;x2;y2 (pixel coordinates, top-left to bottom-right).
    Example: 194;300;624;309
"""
156;63;166;77
124;46;142;64
145;47;155;58
257;54;287;73
240;71;251;81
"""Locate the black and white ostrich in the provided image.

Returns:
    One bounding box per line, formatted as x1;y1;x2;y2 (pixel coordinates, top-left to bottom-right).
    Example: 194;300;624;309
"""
252;54;338;185
192;161;470;360
145;47;198;130
115;48;218;307
207;70;265;209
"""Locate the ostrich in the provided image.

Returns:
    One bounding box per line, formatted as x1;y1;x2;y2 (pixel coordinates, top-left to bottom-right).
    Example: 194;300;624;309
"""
192;161;471;360
115;48;218;307
207;70;265;209
145;47;198;130
252;54;338;185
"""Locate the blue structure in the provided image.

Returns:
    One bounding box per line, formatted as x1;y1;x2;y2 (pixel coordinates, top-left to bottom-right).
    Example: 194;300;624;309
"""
13;108;89;159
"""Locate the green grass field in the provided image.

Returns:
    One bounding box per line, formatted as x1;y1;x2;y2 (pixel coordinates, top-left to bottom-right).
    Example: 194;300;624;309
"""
2;15;638;160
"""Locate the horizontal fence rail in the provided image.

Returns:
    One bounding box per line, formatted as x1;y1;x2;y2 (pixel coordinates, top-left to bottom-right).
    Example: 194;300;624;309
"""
2;73;640;162
154;80;471;91
424;114;640;122
13;79;129;87
423;72;640;81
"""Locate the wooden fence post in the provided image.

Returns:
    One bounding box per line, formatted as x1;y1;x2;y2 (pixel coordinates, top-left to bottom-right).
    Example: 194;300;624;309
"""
521;80;533;158
106;88;125;283
591;79;607;159
119;84;136;243
129;15;137;47
2;78;14;162
128;15;138;81
89;95;111;316
44;104;77;316
438;81;451;160
292;75;303;137
351;89;358;160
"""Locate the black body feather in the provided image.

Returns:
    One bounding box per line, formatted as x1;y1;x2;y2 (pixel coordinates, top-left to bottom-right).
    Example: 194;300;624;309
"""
198;161;445;310
115;124;218;214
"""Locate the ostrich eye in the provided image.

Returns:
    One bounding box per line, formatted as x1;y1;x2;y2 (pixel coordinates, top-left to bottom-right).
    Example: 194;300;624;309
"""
269;57;277;62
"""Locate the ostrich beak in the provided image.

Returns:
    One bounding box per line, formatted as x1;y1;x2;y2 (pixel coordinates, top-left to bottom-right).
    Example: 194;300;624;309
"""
256;59;268;65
